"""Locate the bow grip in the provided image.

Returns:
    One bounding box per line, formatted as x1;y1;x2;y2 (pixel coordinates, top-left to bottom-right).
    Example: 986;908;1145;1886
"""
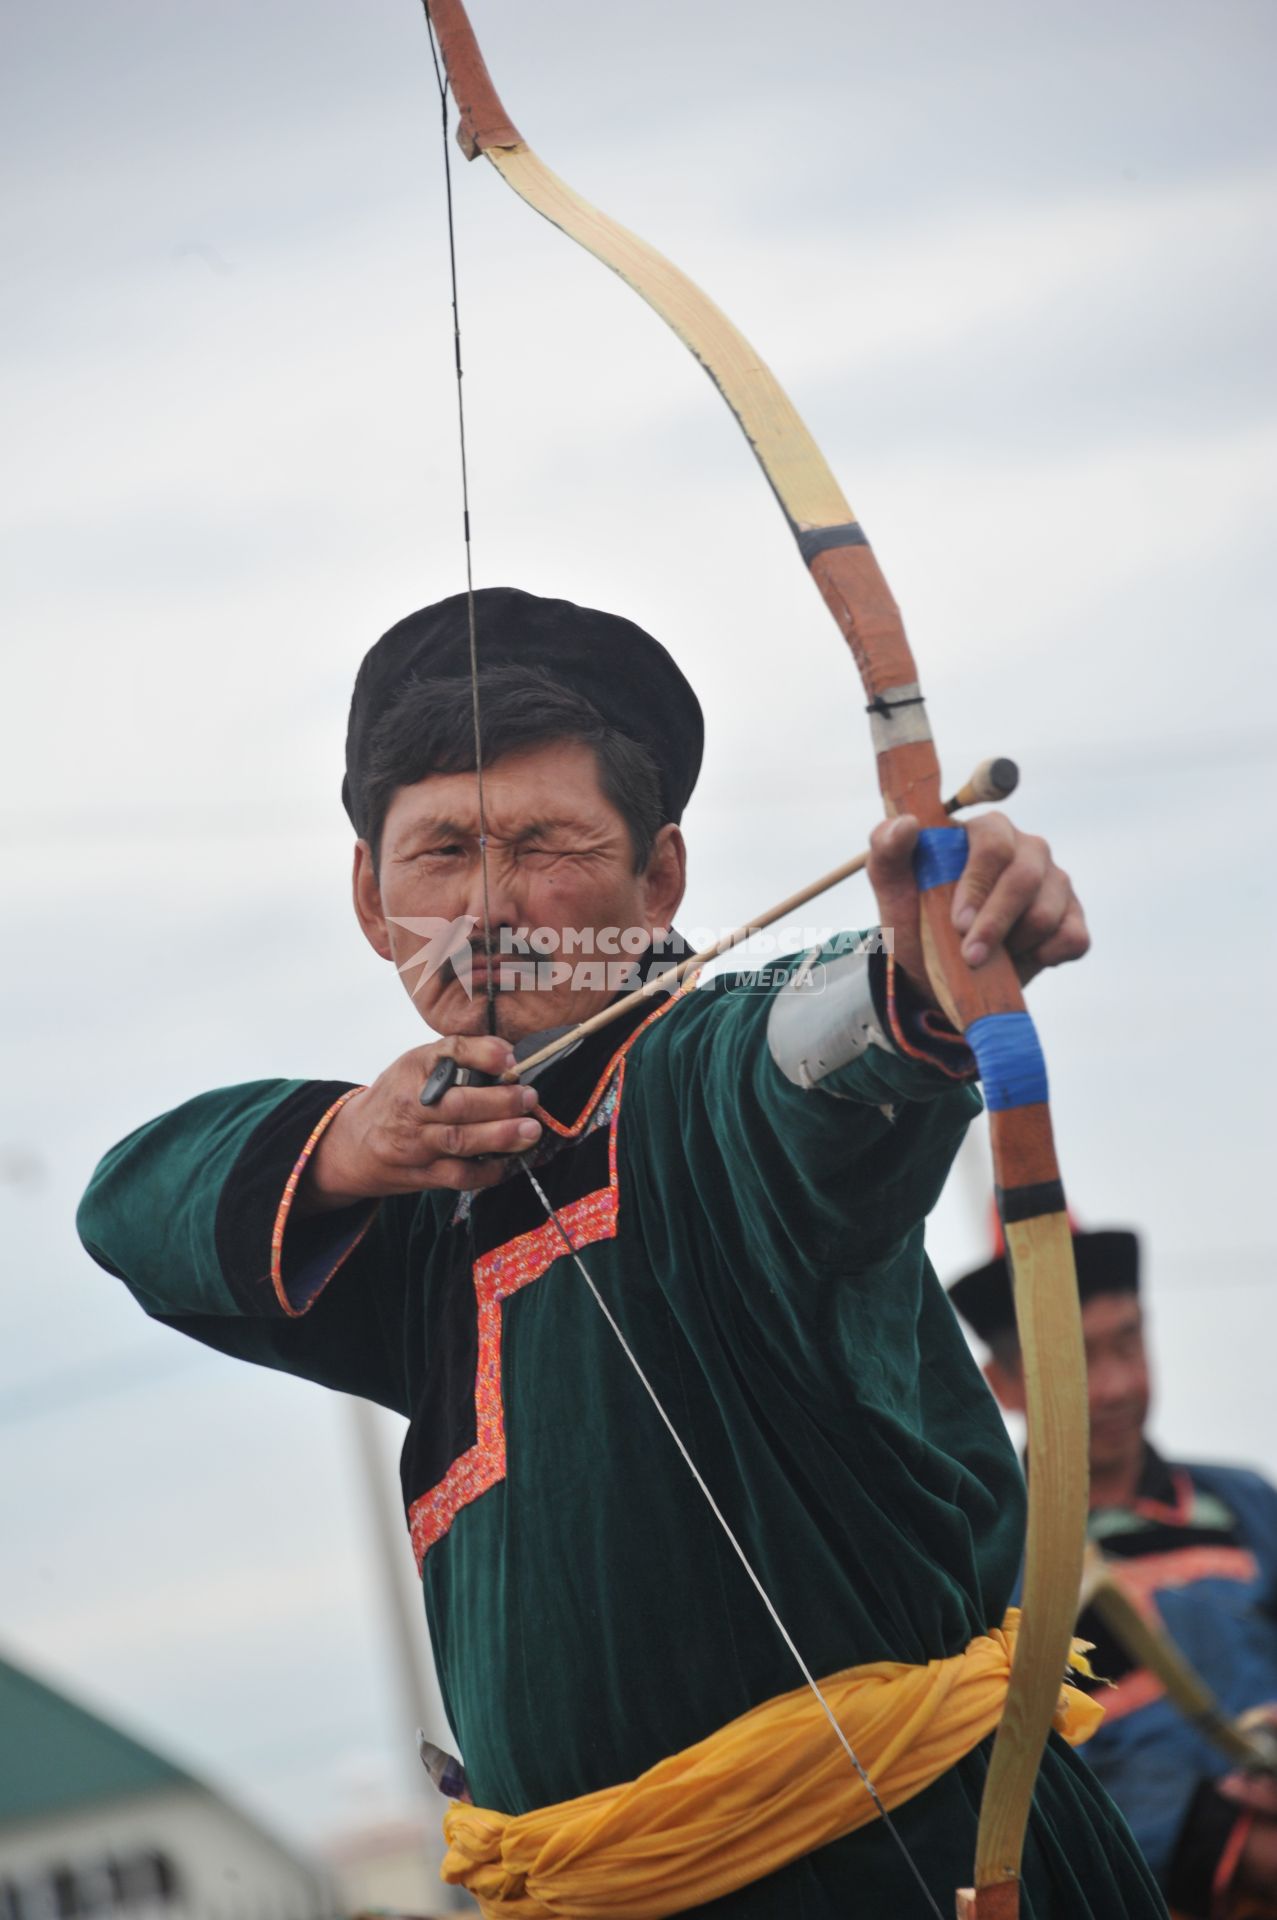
912;826;1057;1191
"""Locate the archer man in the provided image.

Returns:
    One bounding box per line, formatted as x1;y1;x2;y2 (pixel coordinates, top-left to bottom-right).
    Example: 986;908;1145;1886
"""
77;588;1165;1919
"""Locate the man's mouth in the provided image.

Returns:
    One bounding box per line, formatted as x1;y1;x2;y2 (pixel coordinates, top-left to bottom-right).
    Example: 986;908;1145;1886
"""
1090;1411;1139;1441
450;952;521;991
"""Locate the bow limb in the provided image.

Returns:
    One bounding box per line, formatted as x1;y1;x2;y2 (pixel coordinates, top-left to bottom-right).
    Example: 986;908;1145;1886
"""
1080;1547;1277;1777
424;6;1088;1912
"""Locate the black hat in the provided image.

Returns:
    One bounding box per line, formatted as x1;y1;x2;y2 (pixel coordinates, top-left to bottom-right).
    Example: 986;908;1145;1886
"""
947;1229;1140;1346
343;587;703;837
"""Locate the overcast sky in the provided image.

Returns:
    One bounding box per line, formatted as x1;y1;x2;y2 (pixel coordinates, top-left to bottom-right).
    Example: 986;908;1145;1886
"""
2;0;1274;1870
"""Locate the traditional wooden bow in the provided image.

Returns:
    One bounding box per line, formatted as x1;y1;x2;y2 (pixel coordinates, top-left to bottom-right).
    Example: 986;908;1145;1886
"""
422;6;1088;1912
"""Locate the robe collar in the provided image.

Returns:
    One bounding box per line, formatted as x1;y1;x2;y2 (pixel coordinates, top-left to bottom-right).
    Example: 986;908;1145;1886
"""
515;934;688;1133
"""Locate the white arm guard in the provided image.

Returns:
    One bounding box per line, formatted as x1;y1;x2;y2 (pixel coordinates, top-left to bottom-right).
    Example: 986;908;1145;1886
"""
766;944;893;1090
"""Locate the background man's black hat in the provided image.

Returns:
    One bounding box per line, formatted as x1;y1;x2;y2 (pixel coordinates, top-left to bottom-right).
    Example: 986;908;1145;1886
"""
947;1229;1140;1346
343;586;704;838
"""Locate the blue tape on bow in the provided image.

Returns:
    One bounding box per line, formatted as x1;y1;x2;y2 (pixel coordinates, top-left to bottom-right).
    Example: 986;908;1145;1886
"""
914;827;968;892
966;1012;1050;1111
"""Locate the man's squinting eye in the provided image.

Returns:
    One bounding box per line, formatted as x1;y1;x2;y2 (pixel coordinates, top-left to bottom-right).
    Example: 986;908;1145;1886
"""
411;841;467;863
519;846;580;866
401;833;597;868
516;832;601;863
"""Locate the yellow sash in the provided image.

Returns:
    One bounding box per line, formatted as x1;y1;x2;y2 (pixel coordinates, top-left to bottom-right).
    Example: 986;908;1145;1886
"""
441;1609;1102;1919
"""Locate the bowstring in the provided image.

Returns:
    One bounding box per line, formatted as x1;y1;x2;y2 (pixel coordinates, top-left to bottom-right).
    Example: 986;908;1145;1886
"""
425;12;497;1036
419;15;944;1912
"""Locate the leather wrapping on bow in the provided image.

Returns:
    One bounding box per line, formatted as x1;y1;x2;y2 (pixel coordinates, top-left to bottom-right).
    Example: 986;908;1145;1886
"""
422;6;1089;1911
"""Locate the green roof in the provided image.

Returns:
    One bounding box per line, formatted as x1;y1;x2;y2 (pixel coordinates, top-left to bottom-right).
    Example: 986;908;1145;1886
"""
0;1653;193;1826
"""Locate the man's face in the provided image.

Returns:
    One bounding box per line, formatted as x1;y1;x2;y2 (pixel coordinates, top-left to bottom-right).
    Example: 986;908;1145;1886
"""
352;739;686;1043
1081;1293;1151;1478
984;1290;1151;1480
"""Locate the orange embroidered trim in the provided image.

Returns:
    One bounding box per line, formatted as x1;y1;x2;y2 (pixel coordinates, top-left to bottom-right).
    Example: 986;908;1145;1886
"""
1212;1809;1254;1919
407;1002;674;1571
1130;1466;1196;1526
884;954;974;1079
270;1087;371;1317
408;1182;618;1571
1093;1664;1167;1725
535;983;695;1139
1110;1545;1259;1600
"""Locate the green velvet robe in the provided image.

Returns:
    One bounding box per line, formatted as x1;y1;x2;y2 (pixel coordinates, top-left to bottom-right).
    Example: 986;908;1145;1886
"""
78;955;1165;1917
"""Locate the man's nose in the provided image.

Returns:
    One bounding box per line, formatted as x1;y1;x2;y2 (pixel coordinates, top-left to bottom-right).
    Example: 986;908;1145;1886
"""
459;851;522;937
1089;1356;1134;1410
